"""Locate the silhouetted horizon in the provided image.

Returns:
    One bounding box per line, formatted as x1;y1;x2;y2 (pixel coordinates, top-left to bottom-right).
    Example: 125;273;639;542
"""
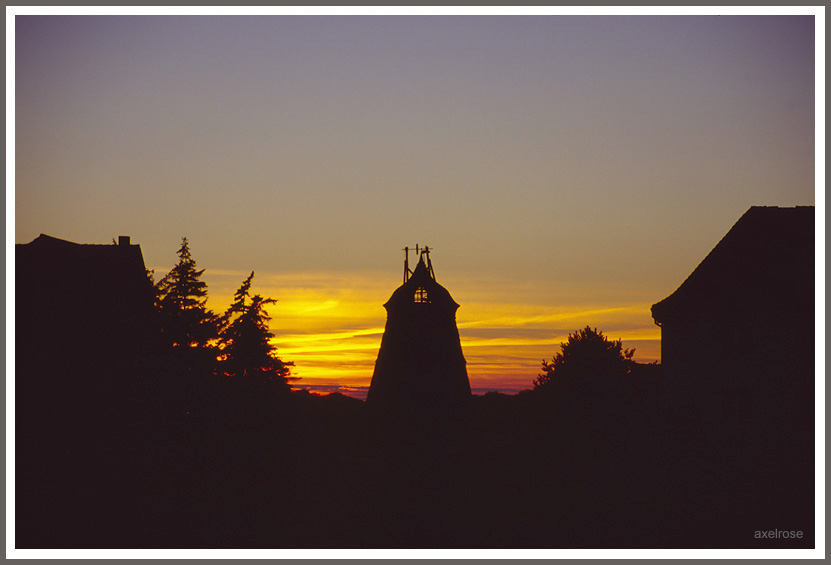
292;384;535;401
14;205;817;550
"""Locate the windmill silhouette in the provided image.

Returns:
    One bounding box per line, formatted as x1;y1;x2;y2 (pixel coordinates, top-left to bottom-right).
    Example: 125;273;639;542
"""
368;245;471;432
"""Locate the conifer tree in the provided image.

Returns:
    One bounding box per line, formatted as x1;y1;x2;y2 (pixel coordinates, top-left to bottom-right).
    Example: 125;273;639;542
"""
217;272;293;387
156;237;218;353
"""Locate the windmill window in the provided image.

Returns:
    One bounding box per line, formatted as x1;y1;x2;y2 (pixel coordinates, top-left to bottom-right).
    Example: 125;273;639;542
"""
414;286;430;304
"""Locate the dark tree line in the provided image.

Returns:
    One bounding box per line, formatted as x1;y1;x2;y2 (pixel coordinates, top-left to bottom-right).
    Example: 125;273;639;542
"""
150;237;294;391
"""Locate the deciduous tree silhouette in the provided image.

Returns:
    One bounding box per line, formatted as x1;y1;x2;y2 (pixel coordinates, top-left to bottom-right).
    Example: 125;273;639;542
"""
533;326;634;391
217;271;293;388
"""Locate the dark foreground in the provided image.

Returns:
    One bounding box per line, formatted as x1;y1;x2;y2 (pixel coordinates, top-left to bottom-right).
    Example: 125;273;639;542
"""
16;374;814;549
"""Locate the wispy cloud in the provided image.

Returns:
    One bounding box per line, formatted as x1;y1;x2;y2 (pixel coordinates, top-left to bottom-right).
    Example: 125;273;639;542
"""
233;269;664;392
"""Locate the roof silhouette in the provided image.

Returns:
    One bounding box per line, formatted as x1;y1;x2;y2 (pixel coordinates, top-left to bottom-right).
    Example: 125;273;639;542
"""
652;206;814;325
17;233;148;278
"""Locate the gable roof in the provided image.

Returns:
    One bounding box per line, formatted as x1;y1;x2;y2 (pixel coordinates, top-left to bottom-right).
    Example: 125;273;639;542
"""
651;206;814;325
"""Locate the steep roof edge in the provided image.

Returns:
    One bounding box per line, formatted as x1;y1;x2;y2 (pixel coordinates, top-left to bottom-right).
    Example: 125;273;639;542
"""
651;205;815;324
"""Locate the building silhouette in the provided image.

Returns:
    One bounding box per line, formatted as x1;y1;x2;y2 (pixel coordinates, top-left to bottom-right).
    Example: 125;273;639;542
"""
16;234;158;382
367;246;471;431
15;234;160;547
651;206;814;443
651;206;815;543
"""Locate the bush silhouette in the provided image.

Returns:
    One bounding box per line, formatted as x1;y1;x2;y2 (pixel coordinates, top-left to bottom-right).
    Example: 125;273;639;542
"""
533;326;634;393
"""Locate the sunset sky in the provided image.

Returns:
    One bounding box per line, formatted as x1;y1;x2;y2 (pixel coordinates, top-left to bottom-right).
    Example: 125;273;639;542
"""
12;10;819;397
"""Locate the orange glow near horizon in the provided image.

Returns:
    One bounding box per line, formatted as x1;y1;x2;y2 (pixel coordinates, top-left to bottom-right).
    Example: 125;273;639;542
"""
17;14;814;404
190;268;662;397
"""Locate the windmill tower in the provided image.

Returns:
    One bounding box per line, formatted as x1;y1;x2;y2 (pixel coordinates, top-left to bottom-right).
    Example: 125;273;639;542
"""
367;246;471;429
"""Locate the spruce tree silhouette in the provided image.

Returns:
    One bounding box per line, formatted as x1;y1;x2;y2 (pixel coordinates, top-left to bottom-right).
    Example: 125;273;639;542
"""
156;237;218;352
153;237;219;414
217;271;293;388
